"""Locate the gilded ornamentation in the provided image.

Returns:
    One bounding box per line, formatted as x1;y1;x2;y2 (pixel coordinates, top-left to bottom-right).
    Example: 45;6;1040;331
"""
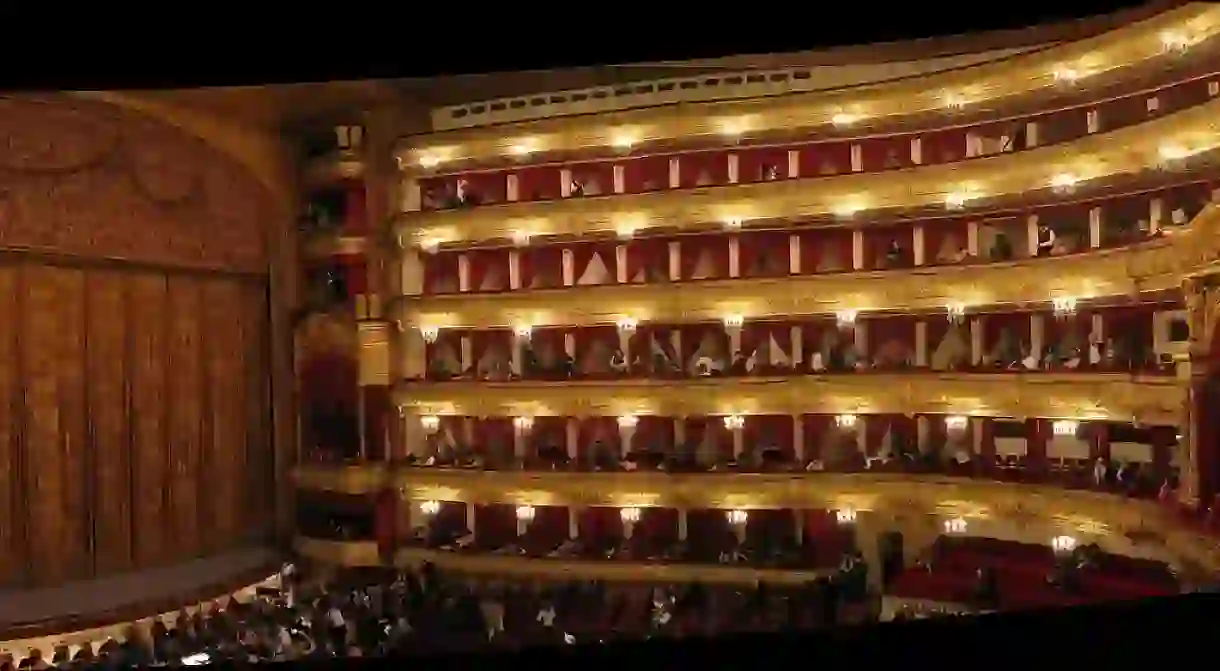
0;96;269;272
393;373;1186;425
395;5;1218;168
396;99;1220;246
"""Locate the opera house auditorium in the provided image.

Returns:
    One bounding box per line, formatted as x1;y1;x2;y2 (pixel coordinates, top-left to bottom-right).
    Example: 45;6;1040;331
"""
9;3;1220;664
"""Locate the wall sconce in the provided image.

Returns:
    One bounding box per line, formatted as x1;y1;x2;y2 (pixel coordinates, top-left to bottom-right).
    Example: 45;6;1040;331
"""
835;414;858;429
1051;535;1077;554
944;415;969;432
417;154;442;170
420;326;440;344
1157;144;1190;172
513;325;534;340
943;517;967;534
1052;420;1079;437
617;415;639;429
616;318;638;334
513;416;535;432
620;507;641;523
1161;31;1191;54
722;314;744;329
723;415;745;431
726;510;749;526
515;505;536;522
830;113;859;127
943;93;967;111
418;500;441;516
723;218;743;230
946;303;966;325
509;138;538;158
836;508;857;525
1050;173;1078;195
610;130;638;151
944;192;970;210
510;230;532;246
1052;67;1080;85
1051;297;1077;320
835;310;858;328
420;415;441;433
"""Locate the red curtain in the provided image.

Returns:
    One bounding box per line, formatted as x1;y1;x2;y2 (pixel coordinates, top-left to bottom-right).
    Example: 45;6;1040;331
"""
474;504;516;549
1150;426;1176;478
533;417;568;453
921;129;967;164
746;509;794;545
798;229;853;274
362;386;391;461
471;329;511;367
858;135;911;172
516;166;562;201
437;502;468;536
863;226;911;270
621;156;670;193
919;414;947;456
739;231;790;278
1037;107;1090;145
630;325;679;375
1088;423;1111;462
423;251;460;294
526;506;569;547
678;151;730;188
801;414;833;462
745;415;794;458
301;353;358;413
1044;309;1091;358
569;162;616;196
866;316;915;367
923;217;971;265
983;312;1031;352
626;237;668;284
523;245;563;289
467;249;508;293
796;142;851;177
575;325;618;378
680;234;729;281
687;510;729;551
417;176;449;210
738;147;790;183
578;417;619;460
636;416;675;452
341;181;367;235
680;323;729;367
578;507;624;543
638;508;679;545
864;415;891;456
800;318;837;363
529;326;568;375
1101;305;1157;371
463;170;509;205
425;328;464;379
571;241;618;286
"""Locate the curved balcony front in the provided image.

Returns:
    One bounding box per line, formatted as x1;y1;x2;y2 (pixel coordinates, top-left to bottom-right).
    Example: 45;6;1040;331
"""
393;374;1183;426
398;98;1220;246
398;5;1220;168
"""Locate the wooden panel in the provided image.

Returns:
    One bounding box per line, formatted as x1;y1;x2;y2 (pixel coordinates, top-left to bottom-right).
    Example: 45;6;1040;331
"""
128;274;169;569
242;285;273;543
0;265;20;585
166;277;203;560
86;272;133;575
21;265;66;586
55;268;89;580
203;281;242;551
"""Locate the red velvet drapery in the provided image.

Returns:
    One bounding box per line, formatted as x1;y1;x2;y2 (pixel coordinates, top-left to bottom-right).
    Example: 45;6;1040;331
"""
462;170;509;205
796;142;851;177
626;237;668;284
983;312;1031;353
474;504;517;549
738;147;790;183
865;316;916;368
341;181;368;235
525;506;570;548
621;156;670;193
570;241;618;286
578;507;624;543
798;229;853;274
467;249;508;293
680;235;730;281
801;414;834;462
679;322;729;370
522;245;563;289
921;128;967;164
569;162;616;197
422;251;460;294
637;508;679;546
635;416;675;452
738;231;790;278
679;151;730;188
517;166;562;201
630;325;679;375
923;217;971;265
1026;419;1049;474
470;329;512;370
744;414;794;458
575;325;619;378
745;509;795;545
857;135;911;172
1101;305;1158;371
578;416;619;461
863;226;911;270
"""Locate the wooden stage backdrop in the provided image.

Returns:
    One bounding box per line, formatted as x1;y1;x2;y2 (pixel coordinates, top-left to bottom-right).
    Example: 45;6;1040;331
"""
0;96;280;588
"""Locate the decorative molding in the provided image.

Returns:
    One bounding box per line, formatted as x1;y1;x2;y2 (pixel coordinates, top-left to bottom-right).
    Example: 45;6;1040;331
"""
395;5;1219;168
392;373;1186;425
401;236;1185;329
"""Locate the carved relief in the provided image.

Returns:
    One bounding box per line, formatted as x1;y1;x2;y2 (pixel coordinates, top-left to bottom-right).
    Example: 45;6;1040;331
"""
0;96;269;272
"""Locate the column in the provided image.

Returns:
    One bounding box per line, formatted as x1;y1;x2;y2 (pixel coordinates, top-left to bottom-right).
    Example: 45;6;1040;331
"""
729;419;744;459
466;503;477;536
913;226;926;266
725;321;743;358
618;323;634;366
460;334;473;372
1150;198;1164;234
458;254;471;292
915;321;929;368
854;320;869;359
910;137;923;165
613;165;626;194
793;510;803;547
1026;214;1039;257
677;509;688;542
790;325;804;366
967;221;980;258
1025;121;1039;148
506;174;520;202
852;230;865;270
403;326;428;380
399;246;425;298
508;249;522;290
562;249;576;286
512;417;532;461
1089;207;1103;248
793;415;805;462
357;387;368;459
618;417;637;457
615;244;629;284
787;150;800;178
1031;313;1045;364
511;329;529;376
668;158;681;188
668;241;681;281
400;174;422;213
568;507;581;541
728;235;741;278
970;317;983;366
674;417;686;448
560;168;573;197
789;234;801;274
566;418;579;461
727;153;740;184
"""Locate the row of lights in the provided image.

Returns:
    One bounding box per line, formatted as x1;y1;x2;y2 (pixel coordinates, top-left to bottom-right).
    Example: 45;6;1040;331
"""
415;298;1079;344
416;500;861;526
419;413;1081;436
940;516;1080;554
414;30;1200;170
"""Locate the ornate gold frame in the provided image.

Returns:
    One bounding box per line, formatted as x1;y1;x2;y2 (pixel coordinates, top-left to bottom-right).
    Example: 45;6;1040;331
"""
392;373;1185;425
396;99;1220;246
395;6;1219;168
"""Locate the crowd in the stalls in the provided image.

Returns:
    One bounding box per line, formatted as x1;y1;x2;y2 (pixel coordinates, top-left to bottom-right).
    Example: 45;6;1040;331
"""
0;560;880;667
